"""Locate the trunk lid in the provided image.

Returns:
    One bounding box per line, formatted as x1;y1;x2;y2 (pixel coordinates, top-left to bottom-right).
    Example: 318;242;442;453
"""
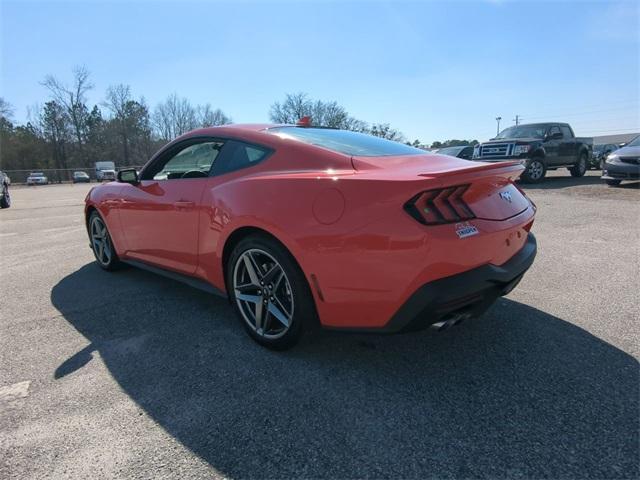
352;153;530;221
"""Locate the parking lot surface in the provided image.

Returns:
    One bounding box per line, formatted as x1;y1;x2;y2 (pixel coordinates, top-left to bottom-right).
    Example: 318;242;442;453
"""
1;172;638;479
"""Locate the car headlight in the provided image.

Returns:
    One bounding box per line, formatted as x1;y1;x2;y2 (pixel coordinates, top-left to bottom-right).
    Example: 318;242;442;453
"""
513;145;530;155
606;154;618;162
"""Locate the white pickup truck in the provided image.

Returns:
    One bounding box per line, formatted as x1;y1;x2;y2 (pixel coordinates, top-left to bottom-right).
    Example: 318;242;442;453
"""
95;162;117;182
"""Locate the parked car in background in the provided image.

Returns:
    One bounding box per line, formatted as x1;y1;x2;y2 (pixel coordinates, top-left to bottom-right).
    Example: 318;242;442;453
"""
592;144;619;169
100;170;116;181
85;123;537;350
73;171;91;183
602;135;640;187
436;145;474;160
473;123;593;183
95;161;116;181
26;172;49;185
0;170;11;208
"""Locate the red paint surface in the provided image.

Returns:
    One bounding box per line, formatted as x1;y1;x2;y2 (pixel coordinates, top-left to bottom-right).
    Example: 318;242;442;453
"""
86;124;535;329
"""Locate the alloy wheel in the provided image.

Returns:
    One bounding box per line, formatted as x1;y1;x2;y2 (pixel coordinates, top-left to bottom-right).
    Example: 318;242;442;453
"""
90;216;113;266
233;248;294;339
528;160;544;181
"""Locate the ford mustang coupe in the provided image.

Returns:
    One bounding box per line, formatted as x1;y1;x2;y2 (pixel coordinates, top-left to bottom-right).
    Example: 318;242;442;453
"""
85;123;537;349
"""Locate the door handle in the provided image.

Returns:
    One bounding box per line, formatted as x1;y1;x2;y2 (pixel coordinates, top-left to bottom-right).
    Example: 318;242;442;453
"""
173;201;195;209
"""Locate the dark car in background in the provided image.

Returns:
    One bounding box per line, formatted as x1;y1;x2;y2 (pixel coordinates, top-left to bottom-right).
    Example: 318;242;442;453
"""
436;145;474;160
0;170;10;208
602;136;640;186
474;123;592;183
592;144;619;169
73;171;91;183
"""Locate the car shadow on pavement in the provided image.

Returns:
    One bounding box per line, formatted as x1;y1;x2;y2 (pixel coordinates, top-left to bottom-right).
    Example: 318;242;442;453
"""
51;264;639;479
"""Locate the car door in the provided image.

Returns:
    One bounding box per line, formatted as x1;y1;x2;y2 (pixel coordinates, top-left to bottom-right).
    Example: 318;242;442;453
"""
544;125;563;166
559;125;576;164
117;138;224;274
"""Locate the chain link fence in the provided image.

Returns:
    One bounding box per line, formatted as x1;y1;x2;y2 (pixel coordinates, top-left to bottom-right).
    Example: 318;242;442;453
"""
2;167;144;184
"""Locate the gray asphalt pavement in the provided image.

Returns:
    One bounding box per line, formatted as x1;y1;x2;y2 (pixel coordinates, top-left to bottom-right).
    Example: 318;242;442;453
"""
1;171;638;479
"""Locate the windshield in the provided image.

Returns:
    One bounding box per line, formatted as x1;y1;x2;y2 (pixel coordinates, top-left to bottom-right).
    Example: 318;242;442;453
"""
627;136;640;147
30;173;44;177
495;125;547;139
437;146;465;156
268;127;425;157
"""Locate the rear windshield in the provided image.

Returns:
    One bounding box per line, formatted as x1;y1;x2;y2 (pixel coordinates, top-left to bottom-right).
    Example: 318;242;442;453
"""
268;127;425;157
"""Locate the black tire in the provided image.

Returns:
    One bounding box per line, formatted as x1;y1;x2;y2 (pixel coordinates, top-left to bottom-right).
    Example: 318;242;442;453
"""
605;179;622;187
88;211;123;271
520;158;546;183
227;234;318;350
0;184;10;209
569;153;588;177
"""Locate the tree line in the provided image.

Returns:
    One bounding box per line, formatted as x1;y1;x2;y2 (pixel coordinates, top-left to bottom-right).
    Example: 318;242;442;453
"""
0;67;478;175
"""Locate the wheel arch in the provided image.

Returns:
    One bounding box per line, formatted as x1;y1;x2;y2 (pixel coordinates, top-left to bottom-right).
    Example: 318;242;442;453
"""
85;205;98;236
221;226;309;297
530;148;546;161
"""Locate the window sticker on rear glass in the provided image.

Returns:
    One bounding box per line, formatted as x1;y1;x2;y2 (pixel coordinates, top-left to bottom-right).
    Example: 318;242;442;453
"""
455;222;479;239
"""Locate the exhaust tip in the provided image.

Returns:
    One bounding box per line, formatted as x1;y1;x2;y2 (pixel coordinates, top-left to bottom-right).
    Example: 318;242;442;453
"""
432;313;472;331
430;320;449;332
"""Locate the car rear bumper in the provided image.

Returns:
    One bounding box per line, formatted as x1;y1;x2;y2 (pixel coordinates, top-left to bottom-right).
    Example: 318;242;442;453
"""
330;232;537;333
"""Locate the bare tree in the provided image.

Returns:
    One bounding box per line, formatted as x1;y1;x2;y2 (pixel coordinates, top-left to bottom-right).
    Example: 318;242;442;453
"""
41;66;93;160
0;98;14;120
196;104;232;127
153;94;231;140
269;92;311;124
104;84;133;164
269;92;376;133
369;123;404;142
153;93;197;141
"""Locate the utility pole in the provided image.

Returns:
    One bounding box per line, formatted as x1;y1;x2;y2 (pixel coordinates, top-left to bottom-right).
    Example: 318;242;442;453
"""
495;116;502;135
513;115;521;126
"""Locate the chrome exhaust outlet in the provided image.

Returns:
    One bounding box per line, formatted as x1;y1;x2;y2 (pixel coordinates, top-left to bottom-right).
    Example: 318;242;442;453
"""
430;320;449;331
432;313;472;331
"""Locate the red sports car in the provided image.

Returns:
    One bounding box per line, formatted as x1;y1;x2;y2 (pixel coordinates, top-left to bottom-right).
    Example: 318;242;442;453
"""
85;124;537;349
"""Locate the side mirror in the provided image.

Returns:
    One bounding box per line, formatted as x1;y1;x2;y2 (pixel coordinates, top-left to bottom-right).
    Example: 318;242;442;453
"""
117;168;139;184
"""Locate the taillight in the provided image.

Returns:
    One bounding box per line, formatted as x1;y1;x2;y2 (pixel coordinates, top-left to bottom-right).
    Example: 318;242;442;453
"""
523;219;535;232
404;185;475;225
514;182;536;211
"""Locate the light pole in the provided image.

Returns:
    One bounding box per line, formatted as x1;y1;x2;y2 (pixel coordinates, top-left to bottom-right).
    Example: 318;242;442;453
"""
495;116;502;135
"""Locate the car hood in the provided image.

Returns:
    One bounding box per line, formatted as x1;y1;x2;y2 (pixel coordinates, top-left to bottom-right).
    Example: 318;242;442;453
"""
611;146;640;157
482;137;542;144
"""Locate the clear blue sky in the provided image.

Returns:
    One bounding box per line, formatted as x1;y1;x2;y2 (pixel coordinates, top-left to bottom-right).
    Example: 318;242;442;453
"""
2;0;638;143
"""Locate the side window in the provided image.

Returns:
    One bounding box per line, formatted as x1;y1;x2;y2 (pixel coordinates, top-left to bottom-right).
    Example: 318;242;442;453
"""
560;126;573;139
214;140;271;175
548;126;562;138
150;141;224;180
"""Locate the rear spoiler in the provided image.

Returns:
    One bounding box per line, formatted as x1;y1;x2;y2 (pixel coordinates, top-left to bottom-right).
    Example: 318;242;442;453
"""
417;160;523;178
